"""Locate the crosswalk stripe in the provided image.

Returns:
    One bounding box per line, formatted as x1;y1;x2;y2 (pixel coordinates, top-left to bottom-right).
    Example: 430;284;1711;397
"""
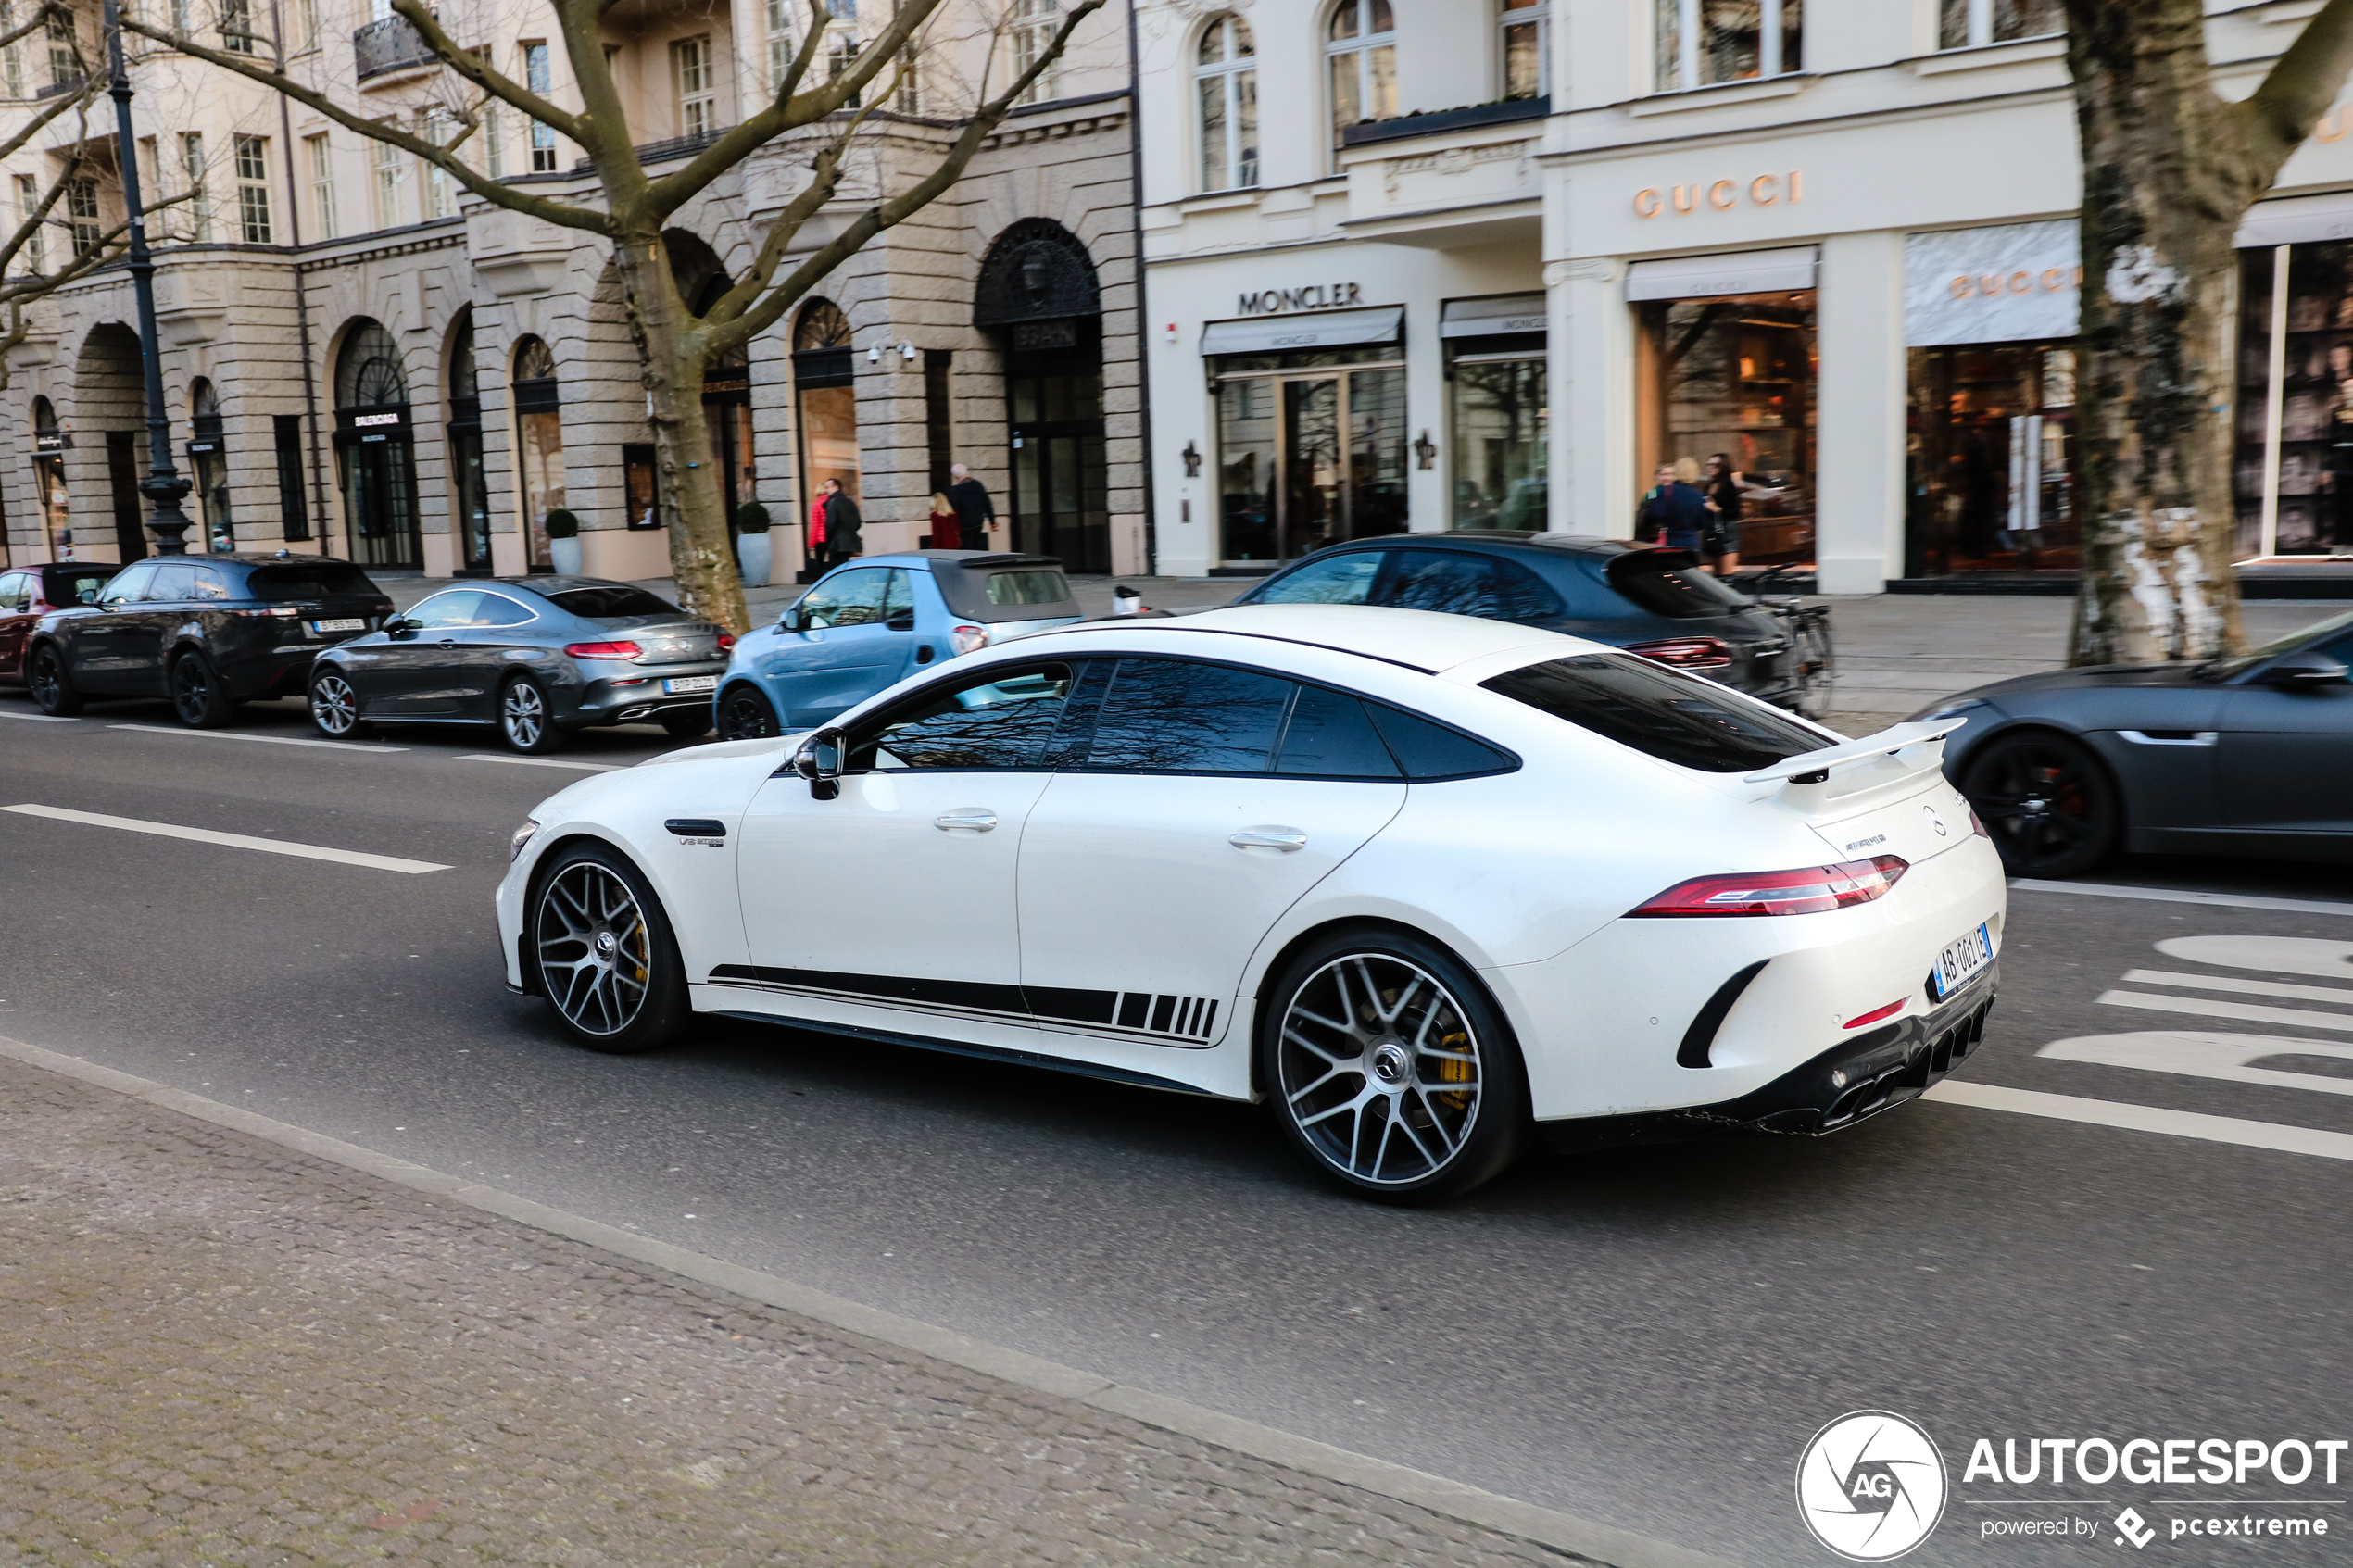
2040;1031;2353;1099
1925;1080;2353;1163
2097;988;2353;1035
1;804;449;874
2119;968;2353;1009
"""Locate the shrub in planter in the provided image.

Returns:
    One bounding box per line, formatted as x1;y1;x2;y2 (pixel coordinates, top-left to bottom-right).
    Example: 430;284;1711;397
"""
543;509;583;574
736;504;774;586
735;503;772;534
543;509;580;539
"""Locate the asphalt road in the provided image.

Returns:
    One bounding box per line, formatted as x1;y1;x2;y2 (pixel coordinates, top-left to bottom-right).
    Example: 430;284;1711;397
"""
4;688;2350;1566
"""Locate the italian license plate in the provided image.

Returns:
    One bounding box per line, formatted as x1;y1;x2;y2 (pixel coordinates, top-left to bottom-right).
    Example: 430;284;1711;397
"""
662;675;718;695
1931;922;1994;1001
309;618;365;634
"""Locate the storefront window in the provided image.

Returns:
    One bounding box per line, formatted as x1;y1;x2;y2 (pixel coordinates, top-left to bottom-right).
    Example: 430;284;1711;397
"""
1635;291;1815;562
511;335;563;571
1214;345;1406;566
2234;241;2353;558
794;299;859;553
31;396;69;556
1448;334;1546;530
333;318;421;571
188;378;232;554
1906;345;2077;576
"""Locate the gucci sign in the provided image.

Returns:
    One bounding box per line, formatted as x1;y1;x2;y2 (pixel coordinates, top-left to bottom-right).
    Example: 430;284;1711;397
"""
1634;170;1804;218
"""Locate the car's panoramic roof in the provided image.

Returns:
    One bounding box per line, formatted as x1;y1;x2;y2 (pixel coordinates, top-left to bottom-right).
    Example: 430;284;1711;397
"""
1043;604;1576;675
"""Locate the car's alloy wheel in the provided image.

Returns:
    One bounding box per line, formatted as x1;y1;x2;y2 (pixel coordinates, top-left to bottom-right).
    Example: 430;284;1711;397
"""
27;646;81;716
529;847;688;1053
170;651;231;729
308;670;368;738
1265;934;1527;1202
498;675;563;753
715;684;780;741
1960;731;2117;877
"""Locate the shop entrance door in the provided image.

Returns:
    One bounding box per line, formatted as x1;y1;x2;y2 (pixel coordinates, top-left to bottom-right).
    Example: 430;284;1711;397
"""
343;437;421;570
1214;356;1407;569
1280;379;1341;559
106;431;148;561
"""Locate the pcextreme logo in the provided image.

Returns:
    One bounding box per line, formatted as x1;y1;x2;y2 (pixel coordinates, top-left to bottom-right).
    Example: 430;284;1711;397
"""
1796;1411;1949;1561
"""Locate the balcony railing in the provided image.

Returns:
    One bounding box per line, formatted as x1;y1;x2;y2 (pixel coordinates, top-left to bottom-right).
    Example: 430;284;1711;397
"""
354;13;436;81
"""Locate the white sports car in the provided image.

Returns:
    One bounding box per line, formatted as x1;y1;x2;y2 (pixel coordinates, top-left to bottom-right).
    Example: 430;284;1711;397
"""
497;605;2006;1201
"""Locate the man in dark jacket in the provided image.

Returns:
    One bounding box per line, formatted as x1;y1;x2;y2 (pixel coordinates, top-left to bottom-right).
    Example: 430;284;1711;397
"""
1637;461;1710;552
945;463;995;550
820;478;863;560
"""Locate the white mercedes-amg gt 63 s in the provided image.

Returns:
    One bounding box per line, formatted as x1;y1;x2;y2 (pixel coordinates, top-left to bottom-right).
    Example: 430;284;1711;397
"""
497;605;2006;1201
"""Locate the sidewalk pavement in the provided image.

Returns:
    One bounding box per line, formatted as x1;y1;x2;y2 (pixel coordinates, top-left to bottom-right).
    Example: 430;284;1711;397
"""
0;1047;1593;1568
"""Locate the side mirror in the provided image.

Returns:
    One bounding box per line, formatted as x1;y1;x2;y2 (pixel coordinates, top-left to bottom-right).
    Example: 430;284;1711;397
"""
381;615;413;636
794;726;845;799
886;610;915;633
2263;650;2350;689
778;605;806;633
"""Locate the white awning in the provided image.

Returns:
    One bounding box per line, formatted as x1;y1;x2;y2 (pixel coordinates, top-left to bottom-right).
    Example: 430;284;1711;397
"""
2235;192;2353;249
1624;246;1818;303
1441;294;1547;338
1200;306;1405;357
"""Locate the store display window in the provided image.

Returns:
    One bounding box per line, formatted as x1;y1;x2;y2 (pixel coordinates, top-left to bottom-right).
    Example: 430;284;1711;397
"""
1447;331;1547;531
1212;345;1406;567
1905;344;2078;576
2234;241;2353;558
1633;291;1815;562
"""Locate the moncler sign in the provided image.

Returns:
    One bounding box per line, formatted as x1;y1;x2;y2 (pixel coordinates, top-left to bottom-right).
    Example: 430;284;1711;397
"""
1238;282;1365;315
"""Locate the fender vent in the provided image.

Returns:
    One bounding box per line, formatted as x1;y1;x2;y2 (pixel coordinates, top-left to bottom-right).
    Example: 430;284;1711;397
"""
1677;960;1768;1069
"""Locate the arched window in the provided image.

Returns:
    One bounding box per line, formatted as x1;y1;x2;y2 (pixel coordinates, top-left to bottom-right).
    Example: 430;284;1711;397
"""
511;335;564;571
189;379;232;554
447;308;492;571
1325;0;1393;148
1194;16;1256;194
448;309;479;403
1501;0;1546;99
794;298;851;353
793;298;859;543
335;320;408;408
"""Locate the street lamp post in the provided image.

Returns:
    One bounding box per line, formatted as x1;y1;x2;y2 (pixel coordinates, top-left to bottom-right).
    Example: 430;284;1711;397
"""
98;0;193;555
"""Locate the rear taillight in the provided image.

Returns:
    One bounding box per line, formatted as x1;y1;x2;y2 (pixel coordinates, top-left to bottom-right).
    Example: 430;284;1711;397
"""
717;632;736;652
229;607;299;619
1629;855;1909;918
950;623;990;657
563;640;645;661
1624;635;1734;670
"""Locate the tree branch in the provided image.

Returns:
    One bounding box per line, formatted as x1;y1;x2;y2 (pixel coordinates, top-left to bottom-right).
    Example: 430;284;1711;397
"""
121;16;616;235
2236;0;2353;177
0;69;107;165
385;0;578;136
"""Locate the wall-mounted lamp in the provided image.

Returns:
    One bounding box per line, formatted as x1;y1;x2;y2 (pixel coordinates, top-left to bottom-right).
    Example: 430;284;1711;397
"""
866;344;880;364
1181;440;1202;478
1413;430;1437;470
899;341;916;360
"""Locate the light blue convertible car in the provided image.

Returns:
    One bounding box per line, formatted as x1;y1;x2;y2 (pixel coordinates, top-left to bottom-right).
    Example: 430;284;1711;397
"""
712;550;1084;738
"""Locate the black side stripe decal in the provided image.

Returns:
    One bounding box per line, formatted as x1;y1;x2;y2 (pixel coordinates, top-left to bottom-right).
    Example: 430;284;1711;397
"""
705;964;1222;1042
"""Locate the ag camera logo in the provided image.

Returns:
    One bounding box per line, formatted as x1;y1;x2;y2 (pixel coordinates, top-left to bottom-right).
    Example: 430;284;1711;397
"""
1796;1411;1949;1561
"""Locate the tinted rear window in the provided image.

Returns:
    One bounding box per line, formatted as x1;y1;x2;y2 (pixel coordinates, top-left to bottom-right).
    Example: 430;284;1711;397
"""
984;569;1070;607
1378;550;1564;621
1605;554;1752;620
546;585;678;620
1084;659;1294;773
47;569;115;606
1482;654;1823;773
247;563;381;601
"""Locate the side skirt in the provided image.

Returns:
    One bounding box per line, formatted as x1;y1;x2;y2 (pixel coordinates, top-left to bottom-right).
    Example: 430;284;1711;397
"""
705;1009;1227;1098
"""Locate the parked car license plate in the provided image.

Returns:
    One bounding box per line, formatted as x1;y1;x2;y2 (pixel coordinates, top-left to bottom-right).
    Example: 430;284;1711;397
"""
662;675;718;695
309;618;365;634
1930;922;1994;1001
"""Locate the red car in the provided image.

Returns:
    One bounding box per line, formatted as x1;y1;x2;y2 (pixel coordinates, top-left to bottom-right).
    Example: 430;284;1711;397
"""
0;561;120;686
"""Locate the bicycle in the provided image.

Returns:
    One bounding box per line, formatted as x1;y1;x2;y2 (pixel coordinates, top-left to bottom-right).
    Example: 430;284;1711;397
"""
1748;562;1836;721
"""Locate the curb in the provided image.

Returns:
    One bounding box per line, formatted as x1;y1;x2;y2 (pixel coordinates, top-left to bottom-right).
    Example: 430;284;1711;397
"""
0;1032;1734;1568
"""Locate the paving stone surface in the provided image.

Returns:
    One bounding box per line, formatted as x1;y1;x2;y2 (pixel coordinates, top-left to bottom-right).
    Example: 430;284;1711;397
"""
0;1055;1577;1567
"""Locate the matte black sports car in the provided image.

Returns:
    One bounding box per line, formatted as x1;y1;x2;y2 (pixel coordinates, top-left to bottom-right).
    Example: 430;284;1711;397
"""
25;554;391;727
1920;609;2353;875
1230;533;1817;711
307;577;730;753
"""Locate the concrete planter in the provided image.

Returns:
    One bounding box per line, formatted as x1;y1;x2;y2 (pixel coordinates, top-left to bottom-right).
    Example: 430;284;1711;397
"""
548;535;582;575
737;530;772;587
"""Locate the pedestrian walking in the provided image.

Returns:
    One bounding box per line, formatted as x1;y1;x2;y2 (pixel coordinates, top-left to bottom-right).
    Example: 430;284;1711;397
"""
821;478;863;561
926;491;959;549
1637;458;1710;553
945;463;995;550
1703;451;1743;577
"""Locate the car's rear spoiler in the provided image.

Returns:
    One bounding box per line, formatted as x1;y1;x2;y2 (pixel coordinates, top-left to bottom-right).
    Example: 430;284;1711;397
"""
1740;718;1967;787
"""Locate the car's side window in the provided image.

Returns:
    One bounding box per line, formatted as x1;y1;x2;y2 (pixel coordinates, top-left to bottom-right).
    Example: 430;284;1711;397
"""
1273;684;1403;779
472;594;535;627
142;562;197;602
186;566;233;601
882;570;914;623
407;590;485;631
799;568;893;629
1377;550;1564;621
849;662;1076;771
98;562;157;605
1253;552;1384;607
2310;630;2353;667
0;573;27;612
1082;658;1295;774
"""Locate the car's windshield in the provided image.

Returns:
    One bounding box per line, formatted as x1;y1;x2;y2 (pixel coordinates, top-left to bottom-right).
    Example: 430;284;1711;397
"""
1482;653;1825;773
546;585;679;620
247;563;379;600
984;569;1071;606
1606;553;1752;620
2197;608;2353;680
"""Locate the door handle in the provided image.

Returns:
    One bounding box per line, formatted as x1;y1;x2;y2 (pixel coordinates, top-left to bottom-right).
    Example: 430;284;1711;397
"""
935;809;998;833
438;639;457;647
1230;826;1307;852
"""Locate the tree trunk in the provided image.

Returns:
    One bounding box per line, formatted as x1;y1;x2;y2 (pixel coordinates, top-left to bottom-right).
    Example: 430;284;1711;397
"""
2065;0;2251;667
611;231;750;634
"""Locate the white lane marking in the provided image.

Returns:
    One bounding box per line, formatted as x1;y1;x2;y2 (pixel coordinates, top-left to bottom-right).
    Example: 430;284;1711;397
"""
2;804;449;873
2041;1031;2353;1099
0;709;76;722
108;722;405;753
1926;1080;2353;1162
2009;879;2353;917
2156;934;2353;980
2119;969;2353;1008
459;753;624;772
2096;988;2353;1035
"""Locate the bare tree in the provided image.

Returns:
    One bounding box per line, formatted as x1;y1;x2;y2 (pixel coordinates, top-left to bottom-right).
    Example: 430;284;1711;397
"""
2060;0;2353;664
127;0;1106;631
